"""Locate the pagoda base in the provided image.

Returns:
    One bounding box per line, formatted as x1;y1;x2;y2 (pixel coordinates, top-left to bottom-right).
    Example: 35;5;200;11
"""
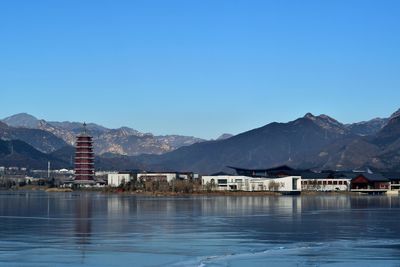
74;180;96;186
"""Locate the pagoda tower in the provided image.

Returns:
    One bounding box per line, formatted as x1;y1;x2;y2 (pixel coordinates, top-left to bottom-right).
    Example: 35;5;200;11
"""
74;123;95;184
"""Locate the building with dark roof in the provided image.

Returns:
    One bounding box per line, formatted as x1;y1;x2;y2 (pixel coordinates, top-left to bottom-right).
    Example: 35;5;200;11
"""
217;164;400;193
381;172;400;191
228;165;304;178
351;173;390;191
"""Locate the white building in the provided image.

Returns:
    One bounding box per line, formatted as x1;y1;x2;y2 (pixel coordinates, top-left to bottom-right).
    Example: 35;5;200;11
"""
301;179;351;191
301;172;351;192
137;173;177;182
108;173;132;187
202;175;301;193
96;171;118;177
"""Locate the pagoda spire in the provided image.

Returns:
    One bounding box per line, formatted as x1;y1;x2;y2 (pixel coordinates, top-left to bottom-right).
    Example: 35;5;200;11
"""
83;122;87;135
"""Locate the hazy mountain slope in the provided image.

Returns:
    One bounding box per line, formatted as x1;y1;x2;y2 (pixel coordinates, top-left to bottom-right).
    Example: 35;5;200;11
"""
2;113;205;156
49;121;110;137
346;118;389;136
2;113;41;128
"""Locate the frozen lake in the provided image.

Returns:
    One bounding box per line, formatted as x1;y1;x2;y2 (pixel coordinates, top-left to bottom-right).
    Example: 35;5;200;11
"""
1;192;400;266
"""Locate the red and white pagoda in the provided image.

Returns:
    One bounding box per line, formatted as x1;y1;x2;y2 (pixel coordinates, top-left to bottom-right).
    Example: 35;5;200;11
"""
74;123;95;185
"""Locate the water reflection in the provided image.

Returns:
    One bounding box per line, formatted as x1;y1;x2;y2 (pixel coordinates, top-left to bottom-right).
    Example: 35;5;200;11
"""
1;192;400;266
75;194;92;245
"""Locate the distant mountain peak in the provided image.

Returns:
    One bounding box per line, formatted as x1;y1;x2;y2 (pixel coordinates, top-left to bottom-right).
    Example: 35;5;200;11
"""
346;117;389;136
109;127;145;137
304;112;315;119
217;133;234;140
303;112;346;134
303;112;340;124
2;113;40;128
6;112;37;119
389;108;400;121
303;112;338;121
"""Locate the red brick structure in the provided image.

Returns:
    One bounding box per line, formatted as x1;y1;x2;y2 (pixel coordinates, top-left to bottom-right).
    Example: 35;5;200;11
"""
74;123;95;184
351;173;390;190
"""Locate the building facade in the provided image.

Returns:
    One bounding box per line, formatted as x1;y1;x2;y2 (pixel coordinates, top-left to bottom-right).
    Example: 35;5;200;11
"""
137;172;177;183
301;172;351;192
108;173;133;187
202;175;301;193
351;173;390;192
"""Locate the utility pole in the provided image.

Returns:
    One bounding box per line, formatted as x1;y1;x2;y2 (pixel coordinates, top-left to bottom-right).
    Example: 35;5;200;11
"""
48;161;51;179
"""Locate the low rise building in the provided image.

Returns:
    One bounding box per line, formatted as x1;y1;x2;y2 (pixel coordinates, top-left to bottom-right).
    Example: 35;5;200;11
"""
351;173;390;193
137;172;177;182
108;173;134;187
382;172;400;191
301;172;351;192
202;175;301;194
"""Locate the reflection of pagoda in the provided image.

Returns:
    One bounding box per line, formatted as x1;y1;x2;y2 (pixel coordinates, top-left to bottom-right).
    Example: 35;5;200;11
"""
75;195;92;245
74;123;95;185
75;195;92;264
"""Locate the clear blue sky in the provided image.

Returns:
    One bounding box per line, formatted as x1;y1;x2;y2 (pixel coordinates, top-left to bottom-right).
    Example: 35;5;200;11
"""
1;0;399;139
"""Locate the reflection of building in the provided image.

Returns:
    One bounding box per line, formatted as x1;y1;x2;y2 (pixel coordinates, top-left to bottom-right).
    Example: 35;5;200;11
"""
74;195;92;265
74;123;95;185
75;196;92;245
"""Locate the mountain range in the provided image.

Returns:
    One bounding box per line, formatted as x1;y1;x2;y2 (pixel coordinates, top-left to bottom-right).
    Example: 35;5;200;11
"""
133;111;398;173
1;113;205;156
1;110;399;174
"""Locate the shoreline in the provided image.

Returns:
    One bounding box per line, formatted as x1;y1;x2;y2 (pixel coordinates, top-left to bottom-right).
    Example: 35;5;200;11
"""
2;186;368;197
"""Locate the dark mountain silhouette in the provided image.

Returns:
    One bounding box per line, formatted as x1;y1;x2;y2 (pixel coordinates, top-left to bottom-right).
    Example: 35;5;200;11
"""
0;139;68;169
137;113;357;173
135;110;400;174
0;121;68;153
